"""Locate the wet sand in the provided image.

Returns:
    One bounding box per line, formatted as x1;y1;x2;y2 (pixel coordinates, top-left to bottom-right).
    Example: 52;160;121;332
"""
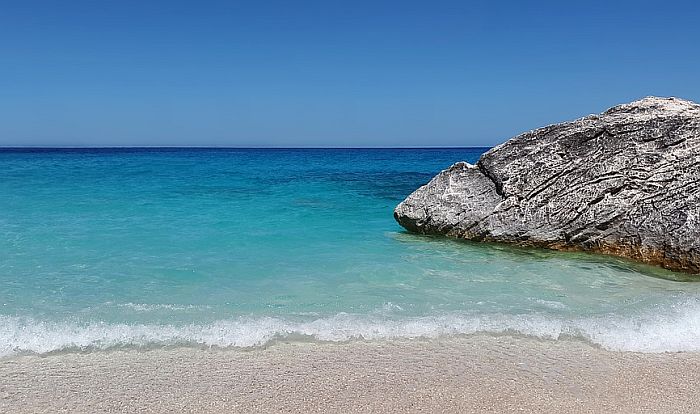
1;335;699;413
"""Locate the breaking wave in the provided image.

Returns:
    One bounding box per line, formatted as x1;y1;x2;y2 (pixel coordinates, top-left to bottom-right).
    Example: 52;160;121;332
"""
2;299;700;357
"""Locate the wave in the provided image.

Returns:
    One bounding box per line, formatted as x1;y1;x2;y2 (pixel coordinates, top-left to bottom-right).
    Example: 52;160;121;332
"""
2;300;700;356
113;302;212;312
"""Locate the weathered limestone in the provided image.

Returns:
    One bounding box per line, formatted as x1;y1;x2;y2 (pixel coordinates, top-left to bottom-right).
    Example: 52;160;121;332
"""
395;97;700;273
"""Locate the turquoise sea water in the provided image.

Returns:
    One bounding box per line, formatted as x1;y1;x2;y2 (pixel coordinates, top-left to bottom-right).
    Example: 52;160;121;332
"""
1;148;700;356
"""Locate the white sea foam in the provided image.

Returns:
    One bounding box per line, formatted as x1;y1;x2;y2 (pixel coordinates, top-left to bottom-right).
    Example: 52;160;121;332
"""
2;300;700;357
532;299;568;310
114;303;211;312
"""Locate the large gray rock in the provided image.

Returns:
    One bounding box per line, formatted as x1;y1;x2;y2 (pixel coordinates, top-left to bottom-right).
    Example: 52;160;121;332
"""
394;97;700;273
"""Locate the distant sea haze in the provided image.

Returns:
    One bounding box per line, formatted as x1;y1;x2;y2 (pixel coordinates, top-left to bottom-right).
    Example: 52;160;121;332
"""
1;148;699;356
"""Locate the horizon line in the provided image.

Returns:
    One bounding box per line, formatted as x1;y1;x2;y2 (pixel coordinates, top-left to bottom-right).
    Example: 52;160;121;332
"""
0;145;493;150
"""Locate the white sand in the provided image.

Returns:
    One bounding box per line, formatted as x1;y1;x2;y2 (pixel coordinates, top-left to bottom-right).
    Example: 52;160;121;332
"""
1;335;699;413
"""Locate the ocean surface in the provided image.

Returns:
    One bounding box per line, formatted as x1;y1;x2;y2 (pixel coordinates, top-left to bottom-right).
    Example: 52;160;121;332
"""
1;148;699;356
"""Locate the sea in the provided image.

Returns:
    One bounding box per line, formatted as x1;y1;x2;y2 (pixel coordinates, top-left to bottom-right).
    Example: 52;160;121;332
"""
1;147;699;357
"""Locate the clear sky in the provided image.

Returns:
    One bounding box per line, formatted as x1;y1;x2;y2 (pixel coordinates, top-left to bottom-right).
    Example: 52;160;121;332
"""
1;0;699;147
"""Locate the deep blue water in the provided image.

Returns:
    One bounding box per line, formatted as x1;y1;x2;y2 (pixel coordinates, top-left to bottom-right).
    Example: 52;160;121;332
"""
1;148;699;355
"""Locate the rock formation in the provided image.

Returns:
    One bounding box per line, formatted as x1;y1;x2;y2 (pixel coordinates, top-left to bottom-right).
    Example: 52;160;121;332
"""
394;97;700;273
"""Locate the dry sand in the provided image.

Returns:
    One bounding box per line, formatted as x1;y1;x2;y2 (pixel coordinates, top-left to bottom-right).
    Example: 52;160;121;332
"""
1;335;699;413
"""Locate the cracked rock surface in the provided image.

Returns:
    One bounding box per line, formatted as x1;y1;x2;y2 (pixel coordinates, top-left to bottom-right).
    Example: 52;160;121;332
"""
394;97;700;273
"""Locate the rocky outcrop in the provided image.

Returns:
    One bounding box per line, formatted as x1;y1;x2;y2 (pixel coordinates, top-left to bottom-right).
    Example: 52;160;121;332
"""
394;97;700;273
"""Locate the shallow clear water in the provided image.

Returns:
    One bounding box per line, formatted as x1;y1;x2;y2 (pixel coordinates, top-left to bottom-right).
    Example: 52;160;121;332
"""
1;148;699;355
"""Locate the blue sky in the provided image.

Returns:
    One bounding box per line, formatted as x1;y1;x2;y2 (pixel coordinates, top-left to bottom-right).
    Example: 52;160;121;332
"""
1;0;699;147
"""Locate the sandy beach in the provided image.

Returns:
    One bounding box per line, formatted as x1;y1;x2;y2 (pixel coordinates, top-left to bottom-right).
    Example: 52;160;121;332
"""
2;335;699;413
